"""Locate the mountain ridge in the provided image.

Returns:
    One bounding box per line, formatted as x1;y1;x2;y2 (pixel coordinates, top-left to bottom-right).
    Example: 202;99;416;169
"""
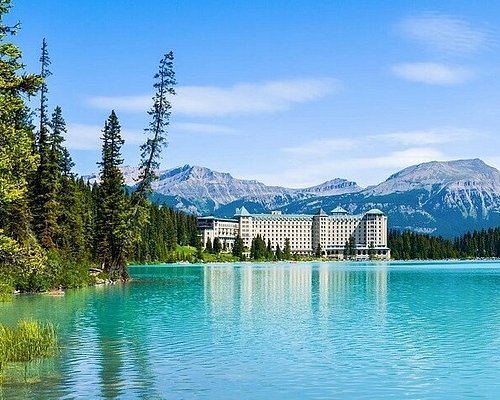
83;158;500;237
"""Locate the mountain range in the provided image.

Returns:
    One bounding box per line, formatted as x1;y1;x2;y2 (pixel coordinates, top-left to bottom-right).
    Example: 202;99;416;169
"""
85;158;500;237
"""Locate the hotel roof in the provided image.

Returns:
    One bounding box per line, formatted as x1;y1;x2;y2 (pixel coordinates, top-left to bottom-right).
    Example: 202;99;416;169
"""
199;207;386;221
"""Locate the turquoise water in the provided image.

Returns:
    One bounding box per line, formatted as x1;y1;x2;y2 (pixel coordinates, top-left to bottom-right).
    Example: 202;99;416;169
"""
1;261;500;399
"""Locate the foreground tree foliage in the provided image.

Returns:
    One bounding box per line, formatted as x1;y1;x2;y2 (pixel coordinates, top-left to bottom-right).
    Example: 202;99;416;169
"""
0;0;45;291
0;2;193;291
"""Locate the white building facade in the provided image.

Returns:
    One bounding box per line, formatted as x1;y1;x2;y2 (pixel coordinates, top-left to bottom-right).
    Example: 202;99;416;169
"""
197;206;390;260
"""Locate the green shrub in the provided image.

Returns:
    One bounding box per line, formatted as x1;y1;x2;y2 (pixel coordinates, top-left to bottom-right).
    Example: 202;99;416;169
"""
46;250;96;289
0;232;49;292
0;282;13;302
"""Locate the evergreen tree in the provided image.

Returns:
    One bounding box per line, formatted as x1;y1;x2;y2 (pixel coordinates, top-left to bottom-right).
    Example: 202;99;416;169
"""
343;240;351;260
123;51;176;272
166;211;177;251
49;106;69;172
0;1;46;290
250;237;256;259
37;38;51;148
315;243;322;258
136;52;176;198
205;237;213;253
349;236;357;259
250;235;267;260
232;235;244;259
283;238;291;260
60;147;75;178
275;244;282;260
213;237;222;254
95;111;130;279
32;38;59;249
343;236;357;260
267;239;273;259
58;176;90;260
195;235;204;260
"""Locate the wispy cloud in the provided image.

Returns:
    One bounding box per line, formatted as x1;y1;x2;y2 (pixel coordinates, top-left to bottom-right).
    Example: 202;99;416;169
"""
173;122;237;135
398;14;493;55
66;123;143;150
87;78;338;116
273;128;479;187
391;63;473;85
254;147;448;188
338;147;446;170
369;127;481;146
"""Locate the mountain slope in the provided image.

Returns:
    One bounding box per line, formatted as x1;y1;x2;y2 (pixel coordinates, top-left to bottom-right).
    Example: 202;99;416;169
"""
279;159;500;236
84;164;362;215
366;159;500;196
84;159;500;237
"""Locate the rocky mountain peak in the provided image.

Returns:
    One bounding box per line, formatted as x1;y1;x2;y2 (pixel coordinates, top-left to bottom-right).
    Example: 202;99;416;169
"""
366;159;500;195
305;178;363;196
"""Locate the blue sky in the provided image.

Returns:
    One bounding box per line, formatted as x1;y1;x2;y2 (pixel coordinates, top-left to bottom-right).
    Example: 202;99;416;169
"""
8;0;500;187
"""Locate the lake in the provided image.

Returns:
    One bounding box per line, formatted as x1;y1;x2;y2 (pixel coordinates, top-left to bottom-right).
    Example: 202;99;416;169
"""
1;261;499;399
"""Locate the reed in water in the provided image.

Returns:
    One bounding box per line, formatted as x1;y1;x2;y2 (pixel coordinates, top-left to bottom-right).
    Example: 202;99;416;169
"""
0;320;57;381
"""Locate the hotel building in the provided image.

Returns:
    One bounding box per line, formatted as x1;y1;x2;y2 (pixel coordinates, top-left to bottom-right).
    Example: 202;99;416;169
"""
197;206;390;260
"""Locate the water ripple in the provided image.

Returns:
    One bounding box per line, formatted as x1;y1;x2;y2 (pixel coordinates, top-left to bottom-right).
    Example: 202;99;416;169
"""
1;261;500;399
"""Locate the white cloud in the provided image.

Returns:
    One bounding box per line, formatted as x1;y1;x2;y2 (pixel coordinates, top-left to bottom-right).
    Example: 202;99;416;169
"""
391;63;473;85
257;147;448;188
272;125;481;186
369;127;480;146
87;78;338;116
398;14;493;55
338;147;446;171
66;123;143;150
173;122;237;135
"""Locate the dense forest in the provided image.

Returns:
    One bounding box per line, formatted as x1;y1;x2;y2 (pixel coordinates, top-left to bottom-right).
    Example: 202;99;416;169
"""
0;1;198;293
388;228;500;260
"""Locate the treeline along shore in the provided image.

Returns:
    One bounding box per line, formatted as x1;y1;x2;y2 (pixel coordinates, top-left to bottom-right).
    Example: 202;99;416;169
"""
0;0;202;294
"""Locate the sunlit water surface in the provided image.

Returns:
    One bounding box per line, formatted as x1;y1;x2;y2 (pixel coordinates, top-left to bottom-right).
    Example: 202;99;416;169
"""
1;261;500;399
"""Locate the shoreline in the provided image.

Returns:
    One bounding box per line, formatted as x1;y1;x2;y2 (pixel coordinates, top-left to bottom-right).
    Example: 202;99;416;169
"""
129;257;500;267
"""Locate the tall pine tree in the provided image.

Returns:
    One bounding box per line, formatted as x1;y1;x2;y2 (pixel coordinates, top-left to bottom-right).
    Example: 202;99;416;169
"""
135;52;176;198
95;111;130;280
32;38;59;249
49;106;69;171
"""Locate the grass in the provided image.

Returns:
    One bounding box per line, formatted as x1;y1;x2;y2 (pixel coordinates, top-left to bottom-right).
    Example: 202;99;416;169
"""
199;252;240;263
0;320;58;382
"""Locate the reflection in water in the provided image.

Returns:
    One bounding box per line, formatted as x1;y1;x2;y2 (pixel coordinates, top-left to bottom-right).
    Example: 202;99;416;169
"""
204;265;236;317
2;262;500;399
205;263;388;323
